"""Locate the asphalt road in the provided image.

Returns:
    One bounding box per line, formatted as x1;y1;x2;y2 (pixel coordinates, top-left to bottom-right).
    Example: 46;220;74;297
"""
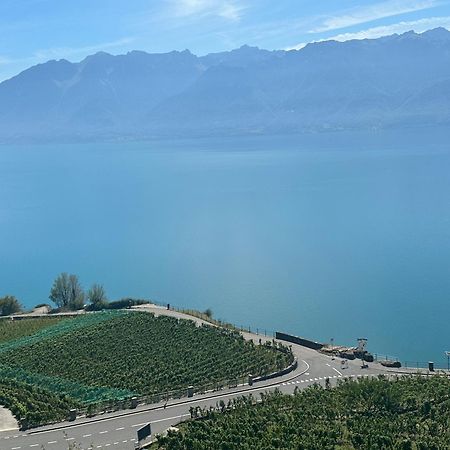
0;306;396;450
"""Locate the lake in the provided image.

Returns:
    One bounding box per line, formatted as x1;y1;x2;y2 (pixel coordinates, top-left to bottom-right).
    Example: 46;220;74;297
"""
1;131;449;366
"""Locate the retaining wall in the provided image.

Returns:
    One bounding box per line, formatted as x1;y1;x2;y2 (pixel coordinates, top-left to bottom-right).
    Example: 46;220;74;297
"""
275;332;324;350
253;358;299;383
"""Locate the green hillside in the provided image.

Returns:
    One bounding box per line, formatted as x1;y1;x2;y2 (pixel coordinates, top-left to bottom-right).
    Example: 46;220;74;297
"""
0;311;291;429
154;376;450;450
0;316;63;344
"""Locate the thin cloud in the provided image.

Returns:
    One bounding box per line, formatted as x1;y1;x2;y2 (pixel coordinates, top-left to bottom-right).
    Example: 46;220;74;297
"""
0;37;135;81
170;0;245;22
32;37;135;61
287;16;450;50
325;16;450;41
310;0;440;33
0;56;12;65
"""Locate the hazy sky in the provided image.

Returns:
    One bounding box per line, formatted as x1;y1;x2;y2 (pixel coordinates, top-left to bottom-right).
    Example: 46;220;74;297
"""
1;0;450;81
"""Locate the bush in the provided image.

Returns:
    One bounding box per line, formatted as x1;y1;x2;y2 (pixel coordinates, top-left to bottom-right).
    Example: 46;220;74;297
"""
105;298;149;310
0;295;22;316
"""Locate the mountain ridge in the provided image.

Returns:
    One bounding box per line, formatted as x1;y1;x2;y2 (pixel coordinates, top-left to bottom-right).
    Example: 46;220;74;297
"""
1;28;450;142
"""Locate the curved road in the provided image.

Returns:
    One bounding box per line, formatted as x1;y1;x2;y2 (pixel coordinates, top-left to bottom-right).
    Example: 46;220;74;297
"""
1;306;394;450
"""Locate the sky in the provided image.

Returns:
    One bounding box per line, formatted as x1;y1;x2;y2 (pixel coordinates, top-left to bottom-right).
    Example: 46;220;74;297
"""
1;0;450;81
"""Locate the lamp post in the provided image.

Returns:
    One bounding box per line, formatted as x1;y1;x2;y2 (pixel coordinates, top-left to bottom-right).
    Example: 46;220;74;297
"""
445;351;450;371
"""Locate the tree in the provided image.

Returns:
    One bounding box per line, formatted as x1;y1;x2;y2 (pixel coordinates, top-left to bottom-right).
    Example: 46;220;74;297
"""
0;295;22;316
87;284;107;310
49;273;85;310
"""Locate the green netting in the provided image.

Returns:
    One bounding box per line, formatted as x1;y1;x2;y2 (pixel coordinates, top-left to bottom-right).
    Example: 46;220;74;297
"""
0;364;134;404
0;310;127;354
0;311;135;404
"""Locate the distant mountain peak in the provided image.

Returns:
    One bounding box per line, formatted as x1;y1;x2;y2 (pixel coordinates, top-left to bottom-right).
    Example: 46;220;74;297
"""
236;44;260;51
81;51;114;63
421;27;450;41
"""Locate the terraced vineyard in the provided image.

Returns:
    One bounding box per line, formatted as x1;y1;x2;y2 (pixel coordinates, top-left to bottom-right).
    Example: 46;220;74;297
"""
0;311;292;429
154;376;450;450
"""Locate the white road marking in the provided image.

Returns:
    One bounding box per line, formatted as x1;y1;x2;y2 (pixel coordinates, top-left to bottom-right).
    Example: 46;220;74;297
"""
115;427;124;431
11;447;21;449
332;367;343;376
99;431;108;434
142;414;191;425
30;445;39;448
47;441;57;444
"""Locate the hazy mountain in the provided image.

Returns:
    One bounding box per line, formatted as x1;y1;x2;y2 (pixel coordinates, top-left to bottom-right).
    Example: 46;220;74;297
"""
1;28;450;142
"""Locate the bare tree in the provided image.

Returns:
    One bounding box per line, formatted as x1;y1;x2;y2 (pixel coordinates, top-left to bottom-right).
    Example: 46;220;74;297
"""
49;273;85;310
87;284;107;310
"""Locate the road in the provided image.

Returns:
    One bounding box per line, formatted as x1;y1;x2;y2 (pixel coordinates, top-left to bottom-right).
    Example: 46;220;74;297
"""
0;306;395;450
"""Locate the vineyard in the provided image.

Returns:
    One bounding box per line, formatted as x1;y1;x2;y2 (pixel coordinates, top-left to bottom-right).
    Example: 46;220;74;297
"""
154;375;450;450
0;316;63;344
0;311;292;429
0;378;80;429
0;310;126;354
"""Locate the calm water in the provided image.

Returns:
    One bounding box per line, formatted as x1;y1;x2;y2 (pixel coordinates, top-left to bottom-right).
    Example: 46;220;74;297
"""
1;132;449;365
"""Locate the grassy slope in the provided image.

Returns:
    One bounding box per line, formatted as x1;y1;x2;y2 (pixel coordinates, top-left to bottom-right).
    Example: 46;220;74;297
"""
0;317;63;344
154;376;450;450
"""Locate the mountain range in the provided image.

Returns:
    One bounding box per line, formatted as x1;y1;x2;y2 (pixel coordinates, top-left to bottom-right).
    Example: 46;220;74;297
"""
1;28;450;142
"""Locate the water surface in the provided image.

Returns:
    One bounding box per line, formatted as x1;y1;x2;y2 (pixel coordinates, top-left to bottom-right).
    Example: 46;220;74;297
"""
1;131;449;365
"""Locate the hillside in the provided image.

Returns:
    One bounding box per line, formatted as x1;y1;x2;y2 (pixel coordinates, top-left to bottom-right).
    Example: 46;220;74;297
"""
0;312;291;429
1;29;450;142
153;376;450;450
